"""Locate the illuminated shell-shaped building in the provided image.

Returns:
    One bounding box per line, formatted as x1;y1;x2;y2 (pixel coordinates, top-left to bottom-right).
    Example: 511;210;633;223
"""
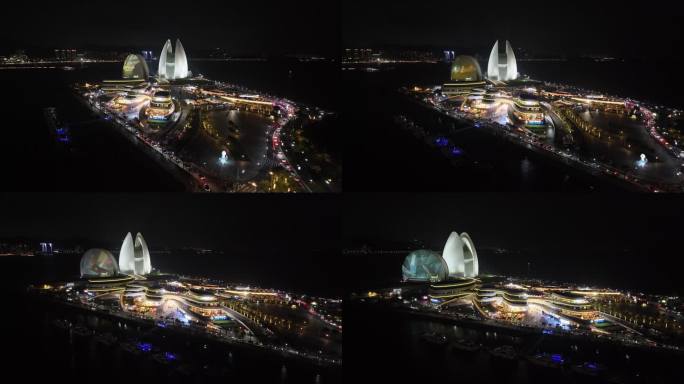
158;39;174;79
80;248;119;278
118;232;152;275
173;39;188;79
122;54;150;80
442;231;479;278
158;38;189;80
135;232;152;274
487;40;518;81
402;250;448;282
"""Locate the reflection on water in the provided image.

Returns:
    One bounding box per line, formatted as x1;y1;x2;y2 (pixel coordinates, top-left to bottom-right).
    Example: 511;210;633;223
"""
520;157;532;181
346;302;684;384
32;301;334;383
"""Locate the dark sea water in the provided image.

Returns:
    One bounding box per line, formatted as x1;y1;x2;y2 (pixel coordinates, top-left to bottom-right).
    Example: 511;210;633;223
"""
341;60;683;192
0;60;339;191
2;250;341;298
190;60;339;110
345;302;684;384
521;60;684;108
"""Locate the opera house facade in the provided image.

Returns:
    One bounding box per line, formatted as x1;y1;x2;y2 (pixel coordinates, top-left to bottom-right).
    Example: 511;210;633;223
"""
397;231;598;325
442;55;487;96
402;249;448;282
158;38;189;80
487;40;518;82
78;232;153;287
80;248;120;278
441;40;519;98
58;234;259;340
402;231;479;282
118;232;152;275
401;231;480;303
122;54;150;80
442;231;479;278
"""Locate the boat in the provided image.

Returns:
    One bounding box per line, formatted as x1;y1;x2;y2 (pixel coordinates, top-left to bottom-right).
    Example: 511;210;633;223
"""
71;325;92;338
120;341;142;356
43;107;71;146
571;362;605;377
152;352;173;365
451;339;480;352
489;345;517;360
52;319;70;330
527;353;564;369
421;332;447;346
94;332;117;347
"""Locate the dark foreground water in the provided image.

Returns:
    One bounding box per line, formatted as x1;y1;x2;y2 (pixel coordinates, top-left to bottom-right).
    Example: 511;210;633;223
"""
345;302;684;384
341;60;684;192
0;60;338;191
0;254;341;383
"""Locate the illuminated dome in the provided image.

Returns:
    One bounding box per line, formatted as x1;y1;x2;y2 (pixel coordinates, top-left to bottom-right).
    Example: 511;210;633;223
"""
450;55;483;82
80;248;119;278
122;54;150;79
402;250;448;282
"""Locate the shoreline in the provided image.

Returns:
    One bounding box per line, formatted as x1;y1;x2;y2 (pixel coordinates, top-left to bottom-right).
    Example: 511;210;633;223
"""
30;290;342;368
401;90;680;192
350;300;683;356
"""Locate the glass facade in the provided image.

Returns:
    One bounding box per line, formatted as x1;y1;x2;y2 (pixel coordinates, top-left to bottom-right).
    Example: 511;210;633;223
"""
80;248;119;278
122;54;149;79
402;250;448;282
450;55;483;82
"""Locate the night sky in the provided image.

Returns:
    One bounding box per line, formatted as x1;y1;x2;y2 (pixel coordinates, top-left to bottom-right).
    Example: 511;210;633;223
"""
344;194;683;294
0;193;339;253
1;0;339;55
343;0;682;59
344;193;680;250
0;193;341;295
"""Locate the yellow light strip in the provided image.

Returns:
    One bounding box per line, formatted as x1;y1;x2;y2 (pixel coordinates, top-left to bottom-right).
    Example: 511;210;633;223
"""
429;292;471;299
570;290;621;296
87;276;134;283
85;287;126;293
570;97;625;106
220;290;278;296
430;280;475;288
218;95;274;106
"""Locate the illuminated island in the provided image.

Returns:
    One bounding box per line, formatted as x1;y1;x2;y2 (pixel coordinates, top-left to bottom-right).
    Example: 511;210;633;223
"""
30;232;342;381
352;230;683;381
75;39;340;193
